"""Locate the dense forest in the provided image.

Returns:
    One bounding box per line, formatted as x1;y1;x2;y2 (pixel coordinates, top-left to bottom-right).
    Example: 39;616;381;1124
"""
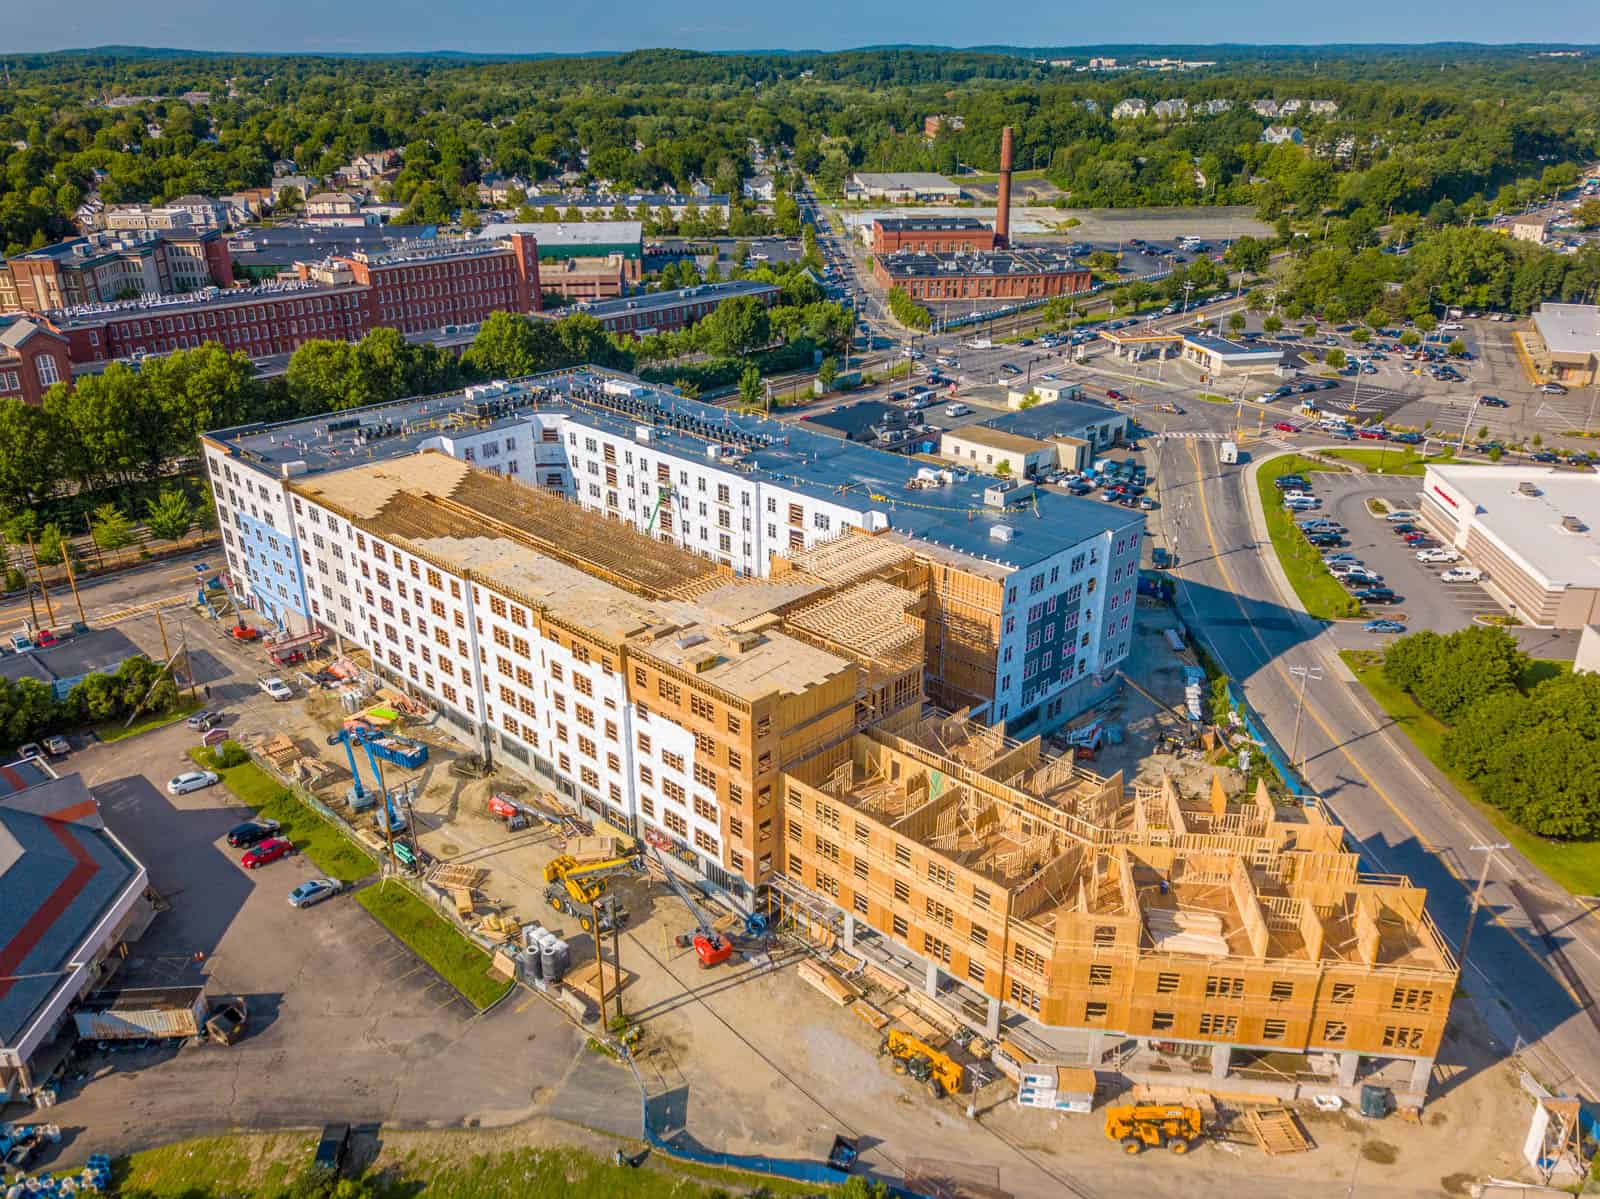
2;48;1598;254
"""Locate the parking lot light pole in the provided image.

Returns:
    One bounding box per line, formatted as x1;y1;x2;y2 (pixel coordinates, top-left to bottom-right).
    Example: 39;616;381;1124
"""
1288;664;1324;773
1458;843;1511;969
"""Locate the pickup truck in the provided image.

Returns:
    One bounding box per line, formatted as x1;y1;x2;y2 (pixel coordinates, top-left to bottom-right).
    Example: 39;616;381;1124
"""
257;676;292;701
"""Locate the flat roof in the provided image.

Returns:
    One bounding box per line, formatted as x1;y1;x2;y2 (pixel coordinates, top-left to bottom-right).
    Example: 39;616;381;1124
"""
1533;303;1600;358
875;216;989;232
209;367;1142;573
1184;332;1284;359
984;399;1125;441
853;173;960;190
942;425;1050;455
1429;464;1600;589
878;250;1086;279
480;221;642;249
519;192;730;206
0;628;141;689
567;280;777;320
1;774;143;1047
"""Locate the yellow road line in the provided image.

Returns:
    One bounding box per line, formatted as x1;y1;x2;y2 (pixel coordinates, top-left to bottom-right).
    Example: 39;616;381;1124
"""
1183;438;1580;1002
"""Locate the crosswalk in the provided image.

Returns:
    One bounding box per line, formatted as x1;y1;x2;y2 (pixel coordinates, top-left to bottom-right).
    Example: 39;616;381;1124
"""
1153;430;1227;441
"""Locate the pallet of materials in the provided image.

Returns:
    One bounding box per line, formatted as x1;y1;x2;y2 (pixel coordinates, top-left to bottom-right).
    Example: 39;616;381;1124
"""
798;959;859;1005
427;863;488;891
564;958;631;1006
567;835;621;863
852;999;891;1030
1243;1107;1312;1155
862;962;908;995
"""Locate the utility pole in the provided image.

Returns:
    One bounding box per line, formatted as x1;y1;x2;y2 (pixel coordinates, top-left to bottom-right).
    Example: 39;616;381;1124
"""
1288;664;1323;773
610;897;624;1024
25;533;56;628
593;900;610;1030
1458;843;1510;969
61;542;86;627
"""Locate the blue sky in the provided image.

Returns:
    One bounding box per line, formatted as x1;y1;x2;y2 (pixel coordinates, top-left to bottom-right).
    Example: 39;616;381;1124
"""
9;0;1600;55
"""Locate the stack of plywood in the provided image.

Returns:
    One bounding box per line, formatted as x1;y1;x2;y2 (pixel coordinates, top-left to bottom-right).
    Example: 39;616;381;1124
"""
427;863;489;891
564;958;631;1007
798;959;859;1006
1145;908;1229;956
862;962;909;996
258;733;300;770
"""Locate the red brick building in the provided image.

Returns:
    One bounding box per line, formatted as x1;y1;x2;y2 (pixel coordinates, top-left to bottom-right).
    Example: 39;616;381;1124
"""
0;318;74;404
870;216;998;256
0;231;233;314
45;234;540;367
874;251;1092;303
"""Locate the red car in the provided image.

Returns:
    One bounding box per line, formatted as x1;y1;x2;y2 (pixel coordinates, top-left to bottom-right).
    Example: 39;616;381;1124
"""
1273;422;1299;433
1357;429;1388;440
241;837;296;869
34;629;61;649
1402;532;1429;544
1105;389;1125;401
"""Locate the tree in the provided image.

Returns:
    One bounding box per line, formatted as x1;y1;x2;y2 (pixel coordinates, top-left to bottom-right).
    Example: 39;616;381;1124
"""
34;522;67;567
1400;330;1421;348
1300;323;1317;340
1415;313;1438;334
1351;327;1372;344
1018;391;1042;409
0;399;60;511
994;460;1012;477
1447;338;1467;356
1226;311;1247;335
1225;235;1270;275
462;311;556;378
92;503;135;565
1385;626;1528;723
145;488;193;543
1574;198;1600;229
817;356;839;391
737;364;763;412
1325;348;1347;369
1262;315;1283;335
699;295;770;359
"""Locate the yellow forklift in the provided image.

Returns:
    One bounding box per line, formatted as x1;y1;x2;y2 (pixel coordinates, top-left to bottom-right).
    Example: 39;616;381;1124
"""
879;1030;964;1100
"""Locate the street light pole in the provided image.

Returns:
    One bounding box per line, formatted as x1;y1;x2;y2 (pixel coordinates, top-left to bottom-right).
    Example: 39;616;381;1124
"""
1457;843;1510;969
1288;664;1323;773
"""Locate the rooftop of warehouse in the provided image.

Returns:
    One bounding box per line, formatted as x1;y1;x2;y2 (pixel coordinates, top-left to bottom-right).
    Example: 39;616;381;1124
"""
561;280;777;320
876;249;1087;277
982;399;1126;441
1427;463;1600;588
208;367;1142;572
940;424;1050;454
875;216;990;231
478;221;643;248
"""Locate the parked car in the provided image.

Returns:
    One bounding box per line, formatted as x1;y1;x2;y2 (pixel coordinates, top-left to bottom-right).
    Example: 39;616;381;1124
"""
1323;552;1362;565
1357;429;1388;440
289;878;344;909
1390;523;1418;534
1440;566;1484;583
1480;396;1509;408
241;837;296;869
227;819;282;848
43;735;70;756
1274;475;1311;491
186;710;217;730
1364;619;1407;634
1105;389;1125;401
1539;383;1569;395
1390;432;1424;445
1417;548;1461;564
1274;422;1300;433
1355;587;1398;603
1284;497;1321;511
1307;532;1343;547
1384;510;1418;523
1402;532;1431;544
1530;451;1560;463
168;770;220;795
33;629;61;649
944;403;971;417
17;742;43;760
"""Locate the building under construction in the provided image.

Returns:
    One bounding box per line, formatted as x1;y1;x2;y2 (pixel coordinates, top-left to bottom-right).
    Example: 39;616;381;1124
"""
778;708;1457;1105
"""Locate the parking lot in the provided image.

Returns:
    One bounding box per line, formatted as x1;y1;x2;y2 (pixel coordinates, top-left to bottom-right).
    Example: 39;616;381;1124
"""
37;718;587;1158
1303;473;1507;634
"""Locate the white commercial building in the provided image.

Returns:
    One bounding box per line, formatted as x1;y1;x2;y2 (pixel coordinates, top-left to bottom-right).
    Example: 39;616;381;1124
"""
1420;464;1600;628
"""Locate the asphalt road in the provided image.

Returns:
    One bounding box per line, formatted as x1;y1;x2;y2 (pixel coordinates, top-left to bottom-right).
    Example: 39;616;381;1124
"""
1149;408;1600;1099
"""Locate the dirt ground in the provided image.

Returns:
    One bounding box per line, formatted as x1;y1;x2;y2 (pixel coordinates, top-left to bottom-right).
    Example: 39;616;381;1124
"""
252;671;1551;1199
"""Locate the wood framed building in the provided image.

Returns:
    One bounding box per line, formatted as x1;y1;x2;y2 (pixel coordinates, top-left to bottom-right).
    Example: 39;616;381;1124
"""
778;711;1457;1104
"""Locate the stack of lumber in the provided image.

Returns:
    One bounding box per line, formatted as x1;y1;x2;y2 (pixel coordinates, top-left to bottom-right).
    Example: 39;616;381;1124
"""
883;1003;948;1049
900;989;962;1038
862;962;909;995
797;959;859;1006
475;913;520;942
1145;908;1229;955
258;733;300;769
852;1000;891;1030
428;863;489;891
1243;1107;1312;1155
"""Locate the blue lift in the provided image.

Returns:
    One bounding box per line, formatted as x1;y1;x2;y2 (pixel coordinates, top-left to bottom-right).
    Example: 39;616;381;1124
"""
330;725;423;835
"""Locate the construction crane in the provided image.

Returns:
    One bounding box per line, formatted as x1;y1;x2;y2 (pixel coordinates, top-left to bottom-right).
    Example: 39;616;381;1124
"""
1102;1104;1203;1155
648;845;735;968
879;1029;964;1100
542;853;638;933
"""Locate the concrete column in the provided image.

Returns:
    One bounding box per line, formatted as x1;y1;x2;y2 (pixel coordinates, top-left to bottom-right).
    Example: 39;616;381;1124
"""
1337;1051;1360;1087
1410;1055;1434;1094
1085;1030;1105;1064
843;913;855;951
985;997;1001;1039
925;961;939;998
1209;1043;1231;1079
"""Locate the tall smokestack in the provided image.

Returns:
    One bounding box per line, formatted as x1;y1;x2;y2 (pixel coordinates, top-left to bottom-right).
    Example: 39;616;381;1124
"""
995;126;1014;248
